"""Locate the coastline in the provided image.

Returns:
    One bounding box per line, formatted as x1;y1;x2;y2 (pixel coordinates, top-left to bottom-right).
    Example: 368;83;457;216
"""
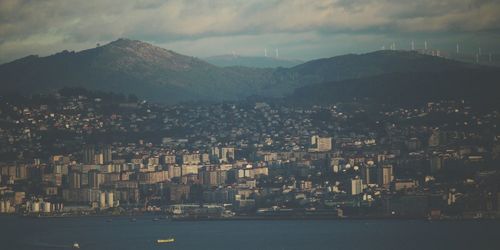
6;213;499;222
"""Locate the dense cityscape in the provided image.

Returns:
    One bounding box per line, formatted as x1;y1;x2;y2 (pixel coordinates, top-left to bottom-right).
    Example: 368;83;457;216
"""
1;89;499;220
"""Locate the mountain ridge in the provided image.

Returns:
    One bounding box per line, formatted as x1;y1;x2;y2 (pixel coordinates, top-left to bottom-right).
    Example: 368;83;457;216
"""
0;38;277;103
0;38;497;104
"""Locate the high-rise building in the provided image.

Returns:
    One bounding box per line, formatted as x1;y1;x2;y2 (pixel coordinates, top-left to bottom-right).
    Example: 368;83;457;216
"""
83;145;95;164
42;201;51;213
201;153;210;164
101;145;112;163
350;178;363;195
211;146;221;159
0;200;9;213
168;165;182;179
361;165;376;185
311;135;319;145
88;170;102;189
164;154;176;165
200;170;227;187
100;192;106;208
68;169;82;189
377;164;394;188
311;136;332;152
181;165;199;176
31;201;40;213
317;137;332;152
147;157;160;167
221;147;235;162
182;153;201;165
94;153;104;165
107;192;114;208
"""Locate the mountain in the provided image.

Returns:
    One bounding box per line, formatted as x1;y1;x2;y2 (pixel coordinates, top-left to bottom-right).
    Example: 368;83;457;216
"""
263;50;492;97
0;39;498;105
205;55;302;68
285;50;481;83
288;67;500;106
286;50;500;106
0;39;276;103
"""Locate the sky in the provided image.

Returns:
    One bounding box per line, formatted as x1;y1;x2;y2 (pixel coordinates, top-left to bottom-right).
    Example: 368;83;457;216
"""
1;0;500;63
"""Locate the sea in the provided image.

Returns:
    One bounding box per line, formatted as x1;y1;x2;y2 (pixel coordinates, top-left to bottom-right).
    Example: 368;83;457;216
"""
0;216;499;250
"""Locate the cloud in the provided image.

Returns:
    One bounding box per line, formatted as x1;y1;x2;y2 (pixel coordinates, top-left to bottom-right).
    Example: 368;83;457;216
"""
0;0;499;62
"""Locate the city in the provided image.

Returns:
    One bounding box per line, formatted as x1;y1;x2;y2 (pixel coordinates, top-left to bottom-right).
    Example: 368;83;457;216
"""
1;89;499;220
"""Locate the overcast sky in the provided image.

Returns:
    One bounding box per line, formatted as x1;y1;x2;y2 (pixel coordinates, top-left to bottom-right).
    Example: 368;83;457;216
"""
1;0;500;63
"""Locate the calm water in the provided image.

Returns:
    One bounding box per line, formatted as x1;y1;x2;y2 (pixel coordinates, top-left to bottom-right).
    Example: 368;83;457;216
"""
0;216;499;250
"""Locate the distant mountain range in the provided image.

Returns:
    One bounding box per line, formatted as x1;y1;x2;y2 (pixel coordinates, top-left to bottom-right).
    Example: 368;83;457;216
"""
0;38;498;105
205;55;302;68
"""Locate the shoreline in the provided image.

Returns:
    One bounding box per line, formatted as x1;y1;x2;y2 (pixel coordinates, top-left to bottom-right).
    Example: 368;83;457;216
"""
170;215;500;222
3;213;498;222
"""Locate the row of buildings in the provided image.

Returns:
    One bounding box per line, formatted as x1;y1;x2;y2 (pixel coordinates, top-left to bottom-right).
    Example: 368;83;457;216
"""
0;92;499;218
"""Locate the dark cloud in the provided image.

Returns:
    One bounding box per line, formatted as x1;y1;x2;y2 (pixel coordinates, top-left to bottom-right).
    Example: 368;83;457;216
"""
0;0;499;63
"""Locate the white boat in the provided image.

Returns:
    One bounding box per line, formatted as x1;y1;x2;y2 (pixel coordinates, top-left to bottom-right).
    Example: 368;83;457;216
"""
73;242;80;249
157;238;175;244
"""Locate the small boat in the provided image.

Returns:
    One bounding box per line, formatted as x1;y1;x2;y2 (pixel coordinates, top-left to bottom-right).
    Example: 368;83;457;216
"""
156;238;175;244
130;218;137;222
72;242;80;249
152;217;159;221
106;219;112;223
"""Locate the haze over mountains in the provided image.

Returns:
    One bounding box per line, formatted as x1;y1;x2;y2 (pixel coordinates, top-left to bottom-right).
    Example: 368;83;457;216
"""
205;55;302;68
0;38;498;105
